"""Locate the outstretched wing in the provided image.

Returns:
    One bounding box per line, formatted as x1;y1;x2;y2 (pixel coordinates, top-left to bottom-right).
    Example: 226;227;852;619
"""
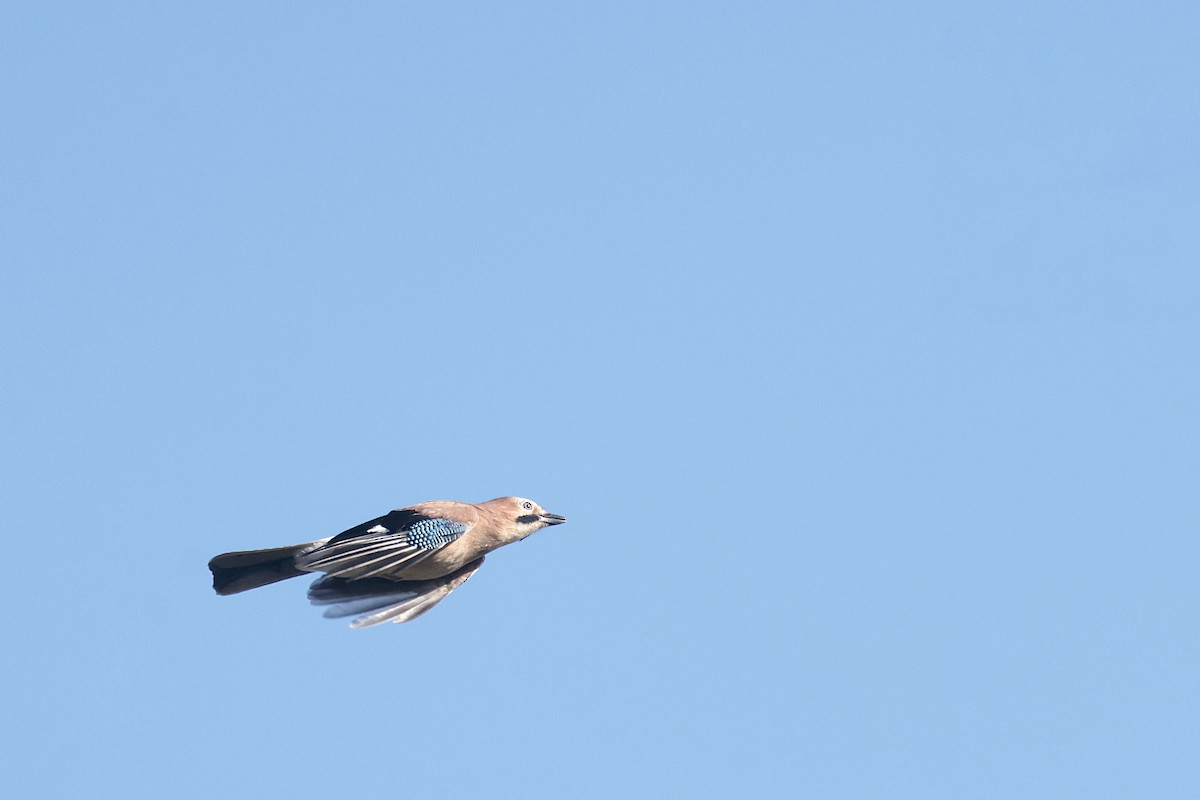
294;508;471;580
308;557;485;628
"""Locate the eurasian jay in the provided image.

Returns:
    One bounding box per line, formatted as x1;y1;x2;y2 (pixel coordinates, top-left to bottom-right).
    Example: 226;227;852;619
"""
208;496;566;628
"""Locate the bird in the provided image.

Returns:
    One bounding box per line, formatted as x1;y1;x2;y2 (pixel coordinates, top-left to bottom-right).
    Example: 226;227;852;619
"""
208;496;566;628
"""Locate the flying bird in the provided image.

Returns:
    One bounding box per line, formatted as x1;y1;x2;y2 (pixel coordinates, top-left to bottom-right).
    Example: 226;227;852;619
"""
208;496;566;628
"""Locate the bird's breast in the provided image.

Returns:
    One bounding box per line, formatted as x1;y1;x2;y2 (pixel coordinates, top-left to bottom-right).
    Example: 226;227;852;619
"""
391;536;487;580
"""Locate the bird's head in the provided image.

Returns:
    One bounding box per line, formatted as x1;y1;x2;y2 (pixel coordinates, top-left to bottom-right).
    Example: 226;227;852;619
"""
486;496;567;542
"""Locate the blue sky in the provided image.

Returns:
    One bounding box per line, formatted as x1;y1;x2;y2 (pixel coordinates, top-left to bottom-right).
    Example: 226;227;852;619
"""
2;2;1197;798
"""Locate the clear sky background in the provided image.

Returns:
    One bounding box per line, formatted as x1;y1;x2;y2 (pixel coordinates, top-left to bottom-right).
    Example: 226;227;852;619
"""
2;2;1197;798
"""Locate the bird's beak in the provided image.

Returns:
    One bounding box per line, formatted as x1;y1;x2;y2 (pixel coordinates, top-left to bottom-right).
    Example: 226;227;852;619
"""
540;513;567;526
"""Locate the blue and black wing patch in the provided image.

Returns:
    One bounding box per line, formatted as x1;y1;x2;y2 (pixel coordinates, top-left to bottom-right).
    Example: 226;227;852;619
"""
405;517;467;549
294;510;471;580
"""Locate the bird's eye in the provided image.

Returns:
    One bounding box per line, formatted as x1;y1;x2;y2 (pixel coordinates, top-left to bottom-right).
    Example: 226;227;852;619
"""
522;501;532;510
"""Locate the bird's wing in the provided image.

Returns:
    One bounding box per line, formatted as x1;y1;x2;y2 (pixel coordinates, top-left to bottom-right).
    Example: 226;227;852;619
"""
294;508;471;580
307;557;485;628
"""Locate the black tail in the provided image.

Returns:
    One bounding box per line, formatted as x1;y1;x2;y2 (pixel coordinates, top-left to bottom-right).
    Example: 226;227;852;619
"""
209;544;310;596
